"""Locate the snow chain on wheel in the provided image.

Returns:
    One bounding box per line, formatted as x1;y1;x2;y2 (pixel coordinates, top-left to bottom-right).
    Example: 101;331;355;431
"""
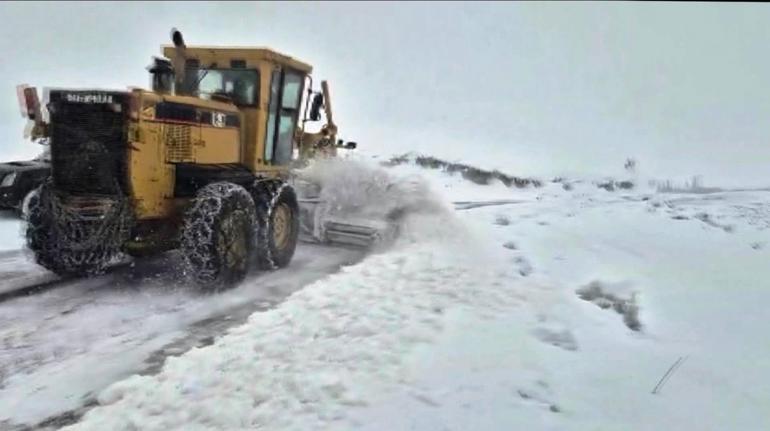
251;179;300;269
25;179;132;277
180;182;257;291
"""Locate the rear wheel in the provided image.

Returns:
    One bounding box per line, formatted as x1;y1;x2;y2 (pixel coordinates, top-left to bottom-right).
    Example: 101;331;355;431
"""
251;179;300;269
180;182;257;290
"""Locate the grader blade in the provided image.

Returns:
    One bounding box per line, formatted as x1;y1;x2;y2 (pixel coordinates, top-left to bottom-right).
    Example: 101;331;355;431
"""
296;197;397;248
323;218;394;248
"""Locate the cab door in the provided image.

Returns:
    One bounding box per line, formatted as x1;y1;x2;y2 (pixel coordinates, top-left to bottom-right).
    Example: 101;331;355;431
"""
264;68;304;165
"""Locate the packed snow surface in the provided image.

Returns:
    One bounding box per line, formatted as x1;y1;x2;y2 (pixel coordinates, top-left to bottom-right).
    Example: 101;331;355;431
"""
0;244;364;427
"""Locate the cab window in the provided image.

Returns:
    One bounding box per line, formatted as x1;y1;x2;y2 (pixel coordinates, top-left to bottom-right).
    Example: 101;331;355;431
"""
187;68;259;106
264;69;304;164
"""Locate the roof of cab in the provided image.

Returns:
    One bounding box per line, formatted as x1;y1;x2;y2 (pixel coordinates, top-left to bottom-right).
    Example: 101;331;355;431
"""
161;45;313;74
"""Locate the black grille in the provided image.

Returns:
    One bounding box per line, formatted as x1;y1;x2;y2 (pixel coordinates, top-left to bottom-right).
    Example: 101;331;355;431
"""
49;91;127;195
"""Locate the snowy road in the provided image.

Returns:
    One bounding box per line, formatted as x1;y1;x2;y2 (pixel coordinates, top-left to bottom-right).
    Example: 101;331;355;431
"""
0;232;364;429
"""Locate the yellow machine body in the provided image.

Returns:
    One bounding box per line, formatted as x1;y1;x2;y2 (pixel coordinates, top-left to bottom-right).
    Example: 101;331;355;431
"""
128;46;313;221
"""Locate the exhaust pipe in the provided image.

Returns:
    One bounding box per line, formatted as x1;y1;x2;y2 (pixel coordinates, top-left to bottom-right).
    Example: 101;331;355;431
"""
170;28;186;95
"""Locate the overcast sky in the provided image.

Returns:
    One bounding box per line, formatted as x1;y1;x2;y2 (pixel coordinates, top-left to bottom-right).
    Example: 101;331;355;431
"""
1;2;768;185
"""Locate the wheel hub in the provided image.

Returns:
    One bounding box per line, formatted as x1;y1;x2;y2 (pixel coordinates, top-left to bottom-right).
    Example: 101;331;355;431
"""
273;203;291;250
219;211;248;272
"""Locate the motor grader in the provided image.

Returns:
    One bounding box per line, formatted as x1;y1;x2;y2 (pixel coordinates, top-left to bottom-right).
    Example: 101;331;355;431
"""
16;29;364;289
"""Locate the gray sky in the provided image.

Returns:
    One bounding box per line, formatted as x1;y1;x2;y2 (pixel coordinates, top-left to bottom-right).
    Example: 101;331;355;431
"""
1;2;769;185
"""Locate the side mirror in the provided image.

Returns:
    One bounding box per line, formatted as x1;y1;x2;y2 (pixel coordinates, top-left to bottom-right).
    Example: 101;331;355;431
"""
309;93;324;121
17;85;41;121
17;84;47;142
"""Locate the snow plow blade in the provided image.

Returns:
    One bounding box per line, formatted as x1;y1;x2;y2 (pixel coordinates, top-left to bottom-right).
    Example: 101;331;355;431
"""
323;219;394;248
292;160;417;249
298;208;395;248
297;197;397;248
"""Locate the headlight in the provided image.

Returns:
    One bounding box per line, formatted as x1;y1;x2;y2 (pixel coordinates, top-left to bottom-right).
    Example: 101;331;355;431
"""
1;172;17;187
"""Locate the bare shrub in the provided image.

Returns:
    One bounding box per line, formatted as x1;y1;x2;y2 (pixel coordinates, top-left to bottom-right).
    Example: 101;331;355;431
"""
383;153;543;188
577;281;641;331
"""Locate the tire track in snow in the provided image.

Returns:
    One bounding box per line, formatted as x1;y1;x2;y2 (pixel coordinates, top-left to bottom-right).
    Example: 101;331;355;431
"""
0;245;364;429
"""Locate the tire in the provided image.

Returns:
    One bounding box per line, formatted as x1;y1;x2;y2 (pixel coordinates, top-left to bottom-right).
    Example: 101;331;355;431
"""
25;180;122;276
180;182;257;290
25;183;57;271
251;179;300;269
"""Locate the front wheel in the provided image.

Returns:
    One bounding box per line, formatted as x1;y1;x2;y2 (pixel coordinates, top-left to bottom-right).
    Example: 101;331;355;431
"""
180;182;257;290
251;179;300;269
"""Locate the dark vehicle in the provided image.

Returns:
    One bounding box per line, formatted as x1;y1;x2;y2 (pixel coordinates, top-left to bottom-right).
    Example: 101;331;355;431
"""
0;150;51;216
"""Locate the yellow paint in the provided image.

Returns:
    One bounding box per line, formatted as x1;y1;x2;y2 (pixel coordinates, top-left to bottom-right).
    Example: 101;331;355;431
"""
197;126;240;163
127;45;316;221
128;93;175;219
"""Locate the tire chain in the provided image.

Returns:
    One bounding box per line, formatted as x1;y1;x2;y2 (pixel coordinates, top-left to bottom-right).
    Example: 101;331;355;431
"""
251;179;292;270
180;182;256;286
26;179;132;276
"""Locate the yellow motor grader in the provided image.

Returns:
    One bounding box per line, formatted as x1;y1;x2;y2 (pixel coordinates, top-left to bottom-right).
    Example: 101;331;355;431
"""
16;29;369;289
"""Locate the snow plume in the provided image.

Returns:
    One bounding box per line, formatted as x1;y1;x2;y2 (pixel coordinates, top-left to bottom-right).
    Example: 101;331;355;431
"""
295;158;460;245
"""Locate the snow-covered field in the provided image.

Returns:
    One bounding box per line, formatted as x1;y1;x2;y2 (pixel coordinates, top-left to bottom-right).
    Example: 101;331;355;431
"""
2;156;769;430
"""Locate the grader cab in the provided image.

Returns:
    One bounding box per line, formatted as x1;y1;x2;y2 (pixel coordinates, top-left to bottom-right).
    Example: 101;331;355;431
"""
18;29;365;289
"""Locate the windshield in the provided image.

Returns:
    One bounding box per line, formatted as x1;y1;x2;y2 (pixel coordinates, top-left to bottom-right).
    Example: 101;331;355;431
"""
186;68;259;105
